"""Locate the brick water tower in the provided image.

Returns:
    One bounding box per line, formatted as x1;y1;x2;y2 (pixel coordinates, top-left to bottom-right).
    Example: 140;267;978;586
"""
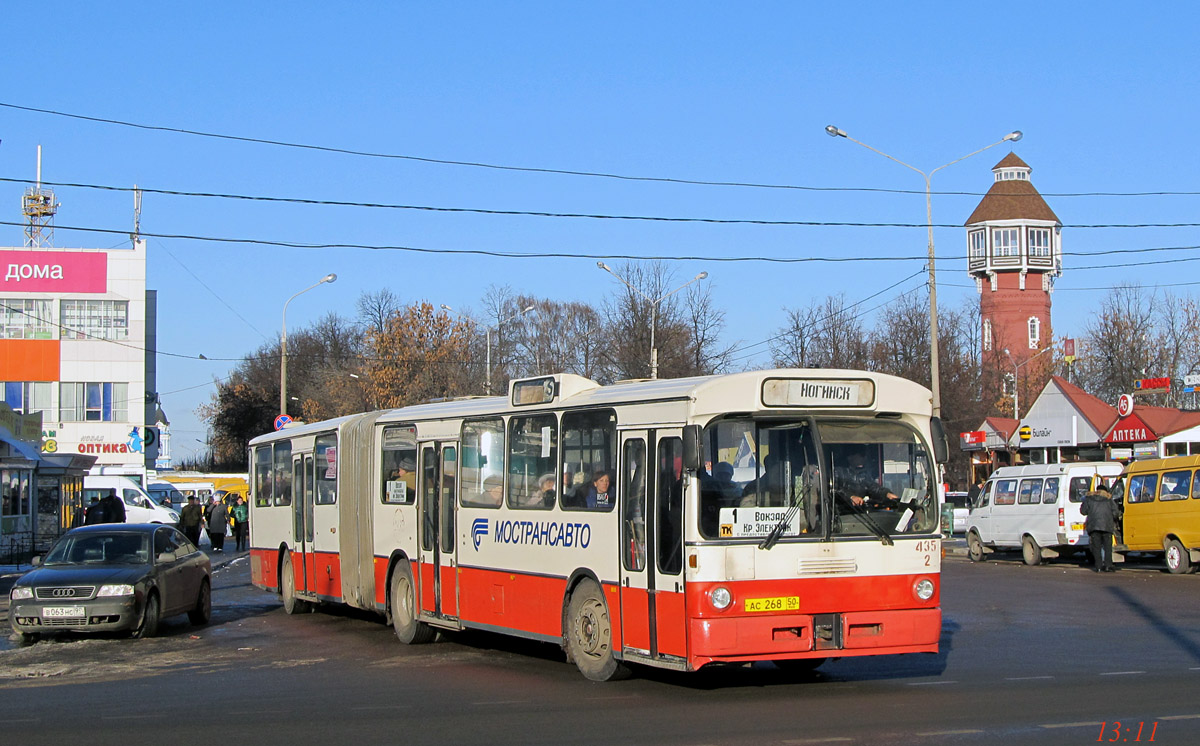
965;153;1061;415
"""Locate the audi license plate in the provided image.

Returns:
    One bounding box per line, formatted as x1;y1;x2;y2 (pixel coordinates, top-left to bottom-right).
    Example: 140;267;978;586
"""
42;606;85;618
744;596;799;613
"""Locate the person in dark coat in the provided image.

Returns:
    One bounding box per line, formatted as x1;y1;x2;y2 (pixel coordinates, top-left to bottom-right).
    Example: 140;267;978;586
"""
84;497;105;525
1082;484;1121;572
178;495;204;546
100;489;126;524
207;498;229;552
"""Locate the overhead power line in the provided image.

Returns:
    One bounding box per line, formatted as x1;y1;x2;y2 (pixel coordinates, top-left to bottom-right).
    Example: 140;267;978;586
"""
1;220;1198;266
5;176;1200;230
5;101;1200;198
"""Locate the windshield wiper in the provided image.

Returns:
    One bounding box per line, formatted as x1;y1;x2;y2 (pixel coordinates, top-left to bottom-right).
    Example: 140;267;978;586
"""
759;478;809;551
837;496;894;546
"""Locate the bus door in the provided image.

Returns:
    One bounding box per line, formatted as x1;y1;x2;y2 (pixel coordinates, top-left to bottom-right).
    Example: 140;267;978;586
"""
419;442;460;620
292;454;316;597
618;429;687;662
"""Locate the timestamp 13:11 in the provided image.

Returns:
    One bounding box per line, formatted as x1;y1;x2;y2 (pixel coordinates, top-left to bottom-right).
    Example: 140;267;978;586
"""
1098;721;1157;742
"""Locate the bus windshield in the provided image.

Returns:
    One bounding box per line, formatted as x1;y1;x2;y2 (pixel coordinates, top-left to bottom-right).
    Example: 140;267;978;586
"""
699;418;938;541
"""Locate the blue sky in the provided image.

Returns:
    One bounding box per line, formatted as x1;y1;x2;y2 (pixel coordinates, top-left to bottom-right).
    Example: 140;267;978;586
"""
2;2;1197;462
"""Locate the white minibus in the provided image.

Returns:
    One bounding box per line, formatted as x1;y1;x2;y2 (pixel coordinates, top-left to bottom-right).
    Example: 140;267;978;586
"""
966;461;1123;565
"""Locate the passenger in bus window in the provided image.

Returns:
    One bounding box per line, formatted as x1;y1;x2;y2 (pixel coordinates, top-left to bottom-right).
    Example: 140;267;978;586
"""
581;471;613;510
481;475;504;507
535;473;556;507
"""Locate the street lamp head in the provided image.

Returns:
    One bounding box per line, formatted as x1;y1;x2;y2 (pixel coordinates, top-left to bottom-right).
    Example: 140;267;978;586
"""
696;271;708;281
597;261;611;272
321;273;337;284
440;304;454;312
1004;131;1023;142
522;304;535;313
825;125;847;138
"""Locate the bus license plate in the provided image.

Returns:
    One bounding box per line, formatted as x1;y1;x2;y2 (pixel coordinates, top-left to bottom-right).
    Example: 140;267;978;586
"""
42;606;84;618
744;596;799;613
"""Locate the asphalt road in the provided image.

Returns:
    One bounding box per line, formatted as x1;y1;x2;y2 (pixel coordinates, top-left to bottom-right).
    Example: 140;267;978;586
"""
2;550;1198;745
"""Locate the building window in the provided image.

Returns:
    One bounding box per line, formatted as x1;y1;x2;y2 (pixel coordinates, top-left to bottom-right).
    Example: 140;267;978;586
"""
1028;228;1052;258
1028;317;1041;349
2;382;53;416
969;230;986;260
993;228;1019;258
60;300;129;341
59;382;129;422
1;299;55;339
982;320;993;352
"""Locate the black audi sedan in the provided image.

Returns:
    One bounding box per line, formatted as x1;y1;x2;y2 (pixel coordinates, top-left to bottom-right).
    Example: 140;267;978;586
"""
8;524;211;644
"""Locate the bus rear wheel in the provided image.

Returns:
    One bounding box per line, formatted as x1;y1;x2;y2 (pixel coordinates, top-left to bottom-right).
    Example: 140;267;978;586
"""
390;562;435;644
566;579;629;682
1022;535;1042;566
1165;539;1193;574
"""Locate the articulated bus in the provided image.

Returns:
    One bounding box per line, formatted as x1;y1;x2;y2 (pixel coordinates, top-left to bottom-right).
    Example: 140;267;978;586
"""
248;369;949;680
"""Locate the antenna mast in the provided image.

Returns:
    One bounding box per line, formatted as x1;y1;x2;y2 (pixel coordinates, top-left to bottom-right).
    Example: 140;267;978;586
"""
22;145;59;248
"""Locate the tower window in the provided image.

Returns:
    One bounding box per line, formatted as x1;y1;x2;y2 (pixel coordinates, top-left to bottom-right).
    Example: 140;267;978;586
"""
1029;228;1052;258
983;320;992;352
969;230;986;260
993;228;1019;258
1028;317;1041;349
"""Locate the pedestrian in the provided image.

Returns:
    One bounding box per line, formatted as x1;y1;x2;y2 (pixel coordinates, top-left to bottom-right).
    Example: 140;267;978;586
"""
100;488;126;524
178;495;204;546
231;495;249;552
207;497;229;553
1081;484;1120;572
84;496;105;525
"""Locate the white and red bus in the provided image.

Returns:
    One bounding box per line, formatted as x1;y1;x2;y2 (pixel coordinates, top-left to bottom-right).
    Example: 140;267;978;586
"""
248;369;948;680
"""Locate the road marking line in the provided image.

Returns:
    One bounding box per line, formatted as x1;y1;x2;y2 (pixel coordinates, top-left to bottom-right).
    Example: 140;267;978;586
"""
0;719;38;724
472;700;528;706
916;730;983;736
1004;675;1053;681
1159;714;1200;720
905;680;957;686
1040;721;1099;729
1100;670;1145;676
782;738;853;744
101;715;160;720
351;705;409;711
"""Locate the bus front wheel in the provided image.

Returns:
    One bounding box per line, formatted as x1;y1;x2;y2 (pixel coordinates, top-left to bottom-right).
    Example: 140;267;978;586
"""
566;579;629;682
390;562;435;644
967;531;985;563
281;553;310;614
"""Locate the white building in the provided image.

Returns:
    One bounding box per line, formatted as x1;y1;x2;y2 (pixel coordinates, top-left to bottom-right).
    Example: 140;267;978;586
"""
0;238;158;481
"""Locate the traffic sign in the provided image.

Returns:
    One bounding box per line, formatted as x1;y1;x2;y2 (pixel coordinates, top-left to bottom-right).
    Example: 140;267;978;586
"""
274;414;293;431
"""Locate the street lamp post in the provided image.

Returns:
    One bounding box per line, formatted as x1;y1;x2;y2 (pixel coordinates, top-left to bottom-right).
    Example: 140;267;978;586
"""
597;263;708;379
1004;345;1054;421
824;126;1022;419
280;273;337;416
484;305;535;395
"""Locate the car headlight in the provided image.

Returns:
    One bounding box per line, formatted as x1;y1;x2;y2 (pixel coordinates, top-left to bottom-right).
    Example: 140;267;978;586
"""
97;584;136;597
913;578;935;601
11;587;33;600
709;586;732;610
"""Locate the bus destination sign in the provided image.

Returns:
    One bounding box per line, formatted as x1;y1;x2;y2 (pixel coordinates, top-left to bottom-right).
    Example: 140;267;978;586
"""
718;507;803;538
761;378;876;408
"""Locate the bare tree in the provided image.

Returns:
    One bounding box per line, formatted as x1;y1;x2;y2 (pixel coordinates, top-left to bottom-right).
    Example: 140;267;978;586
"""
1075;285;1161;405
356;288;402;333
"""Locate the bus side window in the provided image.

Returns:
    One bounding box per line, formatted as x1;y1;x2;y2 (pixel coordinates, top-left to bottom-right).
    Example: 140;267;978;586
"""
1041;477;1060;504
974;482;991;508
1068;477;1090;503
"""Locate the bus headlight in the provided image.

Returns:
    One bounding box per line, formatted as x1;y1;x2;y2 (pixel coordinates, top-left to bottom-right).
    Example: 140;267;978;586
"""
913;578;935;601
709;586;732;610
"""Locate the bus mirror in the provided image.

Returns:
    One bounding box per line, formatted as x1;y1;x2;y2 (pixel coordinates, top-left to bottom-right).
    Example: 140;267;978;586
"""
930;417;950;465
682;425;702;472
